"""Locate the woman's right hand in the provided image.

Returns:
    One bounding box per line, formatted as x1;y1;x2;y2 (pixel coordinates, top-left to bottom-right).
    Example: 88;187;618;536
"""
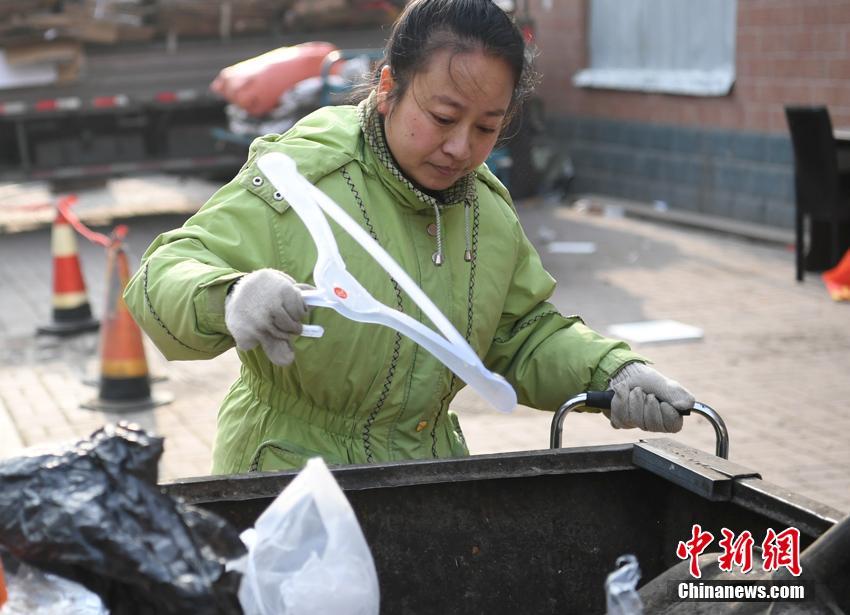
224;268;308;366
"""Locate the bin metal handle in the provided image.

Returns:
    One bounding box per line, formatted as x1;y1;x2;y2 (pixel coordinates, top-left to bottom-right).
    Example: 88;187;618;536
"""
549;390;730;459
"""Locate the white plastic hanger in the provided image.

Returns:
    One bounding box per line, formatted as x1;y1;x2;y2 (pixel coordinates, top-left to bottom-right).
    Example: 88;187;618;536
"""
257;152;516;413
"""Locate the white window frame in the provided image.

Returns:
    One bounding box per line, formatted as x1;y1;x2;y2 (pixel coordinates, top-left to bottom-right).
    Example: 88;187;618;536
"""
573;0;737;97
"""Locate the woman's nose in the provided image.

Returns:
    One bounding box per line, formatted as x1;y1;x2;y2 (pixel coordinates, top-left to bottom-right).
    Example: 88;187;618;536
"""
442;127;471;161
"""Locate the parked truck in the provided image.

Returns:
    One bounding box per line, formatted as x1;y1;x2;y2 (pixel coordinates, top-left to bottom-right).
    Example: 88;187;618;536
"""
0;0;552;198
0;1;394;185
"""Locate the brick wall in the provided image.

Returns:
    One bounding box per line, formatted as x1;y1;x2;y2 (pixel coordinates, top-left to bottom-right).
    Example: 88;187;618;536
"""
531;0;850;132
528;0;850;228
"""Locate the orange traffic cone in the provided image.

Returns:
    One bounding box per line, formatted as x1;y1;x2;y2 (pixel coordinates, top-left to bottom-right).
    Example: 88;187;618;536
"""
82;243;171;412
37;200;99;336
0;558;7;609
822;248;850;301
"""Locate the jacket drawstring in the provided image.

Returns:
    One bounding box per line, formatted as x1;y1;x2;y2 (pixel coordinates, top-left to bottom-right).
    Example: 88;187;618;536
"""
431;199;473;266
463;200;472;262
432;202;444;266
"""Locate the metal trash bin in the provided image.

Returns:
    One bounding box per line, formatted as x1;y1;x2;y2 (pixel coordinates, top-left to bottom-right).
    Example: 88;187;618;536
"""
163;439;840;613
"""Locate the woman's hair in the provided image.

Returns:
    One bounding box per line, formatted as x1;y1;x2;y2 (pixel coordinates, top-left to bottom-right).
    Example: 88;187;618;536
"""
370;0;537;126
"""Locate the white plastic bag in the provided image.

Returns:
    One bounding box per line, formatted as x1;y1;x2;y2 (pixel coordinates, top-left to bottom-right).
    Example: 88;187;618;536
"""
605;554;643;615
229;458;380;615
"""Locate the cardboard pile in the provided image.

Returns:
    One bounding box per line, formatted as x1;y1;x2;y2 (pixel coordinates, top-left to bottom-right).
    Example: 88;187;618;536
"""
0;0;157;90
0;0;56;24
285;0;402;31
0;41;83;89
156;0;294;39
0;0;156;46
0;0;407;91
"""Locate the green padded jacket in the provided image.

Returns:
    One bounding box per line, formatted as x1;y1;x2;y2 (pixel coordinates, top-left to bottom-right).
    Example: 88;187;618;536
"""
123;102;644;475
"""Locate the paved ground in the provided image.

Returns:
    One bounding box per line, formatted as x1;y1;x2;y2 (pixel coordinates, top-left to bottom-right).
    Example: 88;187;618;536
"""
1;186;848;514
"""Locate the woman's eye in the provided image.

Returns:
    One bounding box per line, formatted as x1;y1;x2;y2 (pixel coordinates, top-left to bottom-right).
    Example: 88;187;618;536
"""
432;114;453;125
478;126;498;134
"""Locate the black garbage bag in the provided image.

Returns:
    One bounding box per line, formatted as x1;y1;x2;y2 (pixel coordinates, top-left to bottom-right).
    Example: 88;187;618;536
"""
0;422;245;615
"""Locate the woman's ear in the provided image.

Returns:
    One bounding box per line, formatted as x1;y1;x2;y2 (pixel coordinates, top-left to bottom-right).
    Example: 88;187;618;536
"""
376;65;395;115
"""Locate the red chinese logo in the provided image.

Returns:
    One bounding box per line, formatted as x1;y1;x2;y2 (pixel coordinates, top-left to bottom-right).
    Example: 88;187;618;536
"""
676;524;715;578
717;528;754;573
676;526;802;578
762;527;802;576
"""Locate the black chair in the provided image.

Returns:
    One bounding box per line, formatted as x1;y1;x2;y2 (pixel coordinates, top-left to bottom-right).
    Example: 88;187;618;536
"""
784;105;850;281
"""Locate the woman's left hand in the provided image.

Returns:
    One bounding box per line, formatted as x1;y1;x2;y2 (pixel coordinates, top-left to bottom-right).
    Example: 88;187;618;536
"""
605;363;694;433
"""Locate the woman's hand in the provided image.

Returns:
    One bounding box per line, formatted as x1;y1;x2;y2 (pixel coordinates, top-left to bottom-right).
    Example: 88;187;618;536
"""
224;268;309;366
605;363;694;433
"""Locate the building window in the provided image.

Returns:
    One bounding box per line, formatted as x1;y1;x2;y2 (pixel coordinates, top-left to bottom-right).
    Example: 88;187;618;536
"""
573;0;737;97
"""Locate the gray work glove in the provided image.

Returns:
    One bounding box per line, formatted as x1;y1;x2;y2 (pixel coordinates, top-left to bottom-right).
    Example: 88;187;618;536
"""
605;363;694;433
224;268;309;366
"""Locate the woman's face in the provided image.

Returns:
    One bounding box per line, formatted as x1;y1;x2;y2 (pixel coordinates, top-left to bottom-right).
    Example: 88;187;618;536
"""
377;49;515;191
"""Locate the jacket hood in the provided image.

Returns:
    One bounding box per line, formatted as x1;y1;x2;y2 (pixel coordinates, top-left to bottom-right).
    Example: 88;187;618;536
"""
244;105;361;186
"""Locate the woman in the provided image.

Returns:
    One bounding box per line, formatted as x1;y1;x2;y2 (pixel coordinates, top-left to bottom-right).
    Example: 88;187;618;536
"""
124;0;693;475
